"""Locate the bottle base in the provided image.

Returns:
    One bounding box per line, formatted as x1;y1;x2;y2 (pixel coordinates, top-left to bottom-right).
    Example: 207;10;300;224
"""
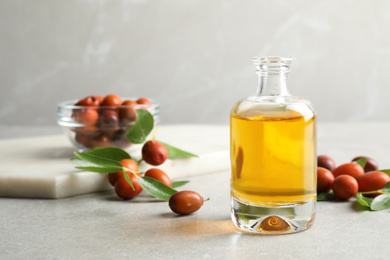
231;197;316;235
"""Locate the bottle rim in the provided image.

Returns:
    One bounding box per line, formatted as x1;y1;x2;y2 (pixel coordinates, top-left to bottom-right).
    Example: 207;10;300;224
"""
253;56;294;64
253;56;294;73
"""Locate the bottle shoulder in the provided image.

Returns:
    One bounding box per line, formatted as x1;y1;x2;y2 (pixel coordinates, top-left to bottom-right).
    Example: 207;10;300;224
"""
231;95;315;121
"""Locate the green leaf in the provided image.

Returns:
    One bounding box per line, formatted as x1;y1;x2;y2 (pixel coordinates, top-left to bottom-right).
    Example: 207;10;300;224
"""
354;157;367;168
371;194;390;211
126;109;154;144
317;192;337;201
138;176;177;201
123;170;135;190
379;169;390;177
74;151;122;168
356;193;372;208
71;157;97;167
382;181;390;193
71;155;123;173
159;141;198;159
75;166;122;173
83;147;131;161
171;180;189;188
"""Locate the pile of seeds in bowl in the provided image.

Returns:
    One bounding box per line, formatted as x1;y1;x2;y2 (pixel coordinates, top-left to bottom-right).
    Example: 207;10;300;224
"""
71;94;152;149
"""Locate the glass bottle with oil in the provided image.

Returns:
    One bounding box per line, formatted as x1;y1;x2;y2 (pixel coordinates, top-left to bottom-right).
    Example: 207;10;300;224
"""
230;56;316;234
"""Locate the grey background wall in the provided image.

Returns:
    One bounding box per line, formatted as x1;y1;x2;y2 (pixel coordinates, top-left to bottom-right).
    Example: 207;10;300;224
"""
1;0;389;127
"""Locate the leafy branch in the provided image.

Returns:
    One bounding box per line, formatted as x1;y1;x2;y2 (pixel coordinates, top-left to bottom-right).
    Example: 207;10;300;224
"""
356;182;390;211
71;109;197;201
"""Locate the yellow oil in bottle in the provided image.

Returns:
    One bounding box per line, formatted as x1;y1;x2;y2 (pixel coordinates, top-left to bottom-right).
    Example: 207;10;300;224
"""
230;108;316;206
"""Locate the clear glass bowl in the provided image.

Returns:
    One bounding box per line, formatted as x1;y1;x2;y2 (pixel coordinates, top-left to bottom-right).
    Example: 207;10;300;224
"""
57;98;160;151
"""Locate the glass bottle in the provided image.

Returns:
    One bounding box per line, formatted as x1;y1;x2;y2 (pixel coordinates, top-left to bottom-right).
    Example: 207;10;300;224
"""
230;56;317;234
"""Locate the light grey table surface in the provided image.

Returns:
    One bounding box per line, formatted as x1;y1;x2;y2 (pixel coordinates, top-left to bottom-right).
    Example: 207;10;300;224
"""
1;122;390;260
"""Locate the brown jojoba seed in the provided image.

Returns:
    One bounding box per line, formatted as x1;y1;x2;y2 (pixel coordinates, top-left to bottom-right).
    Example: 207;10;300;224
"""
142;140;168;166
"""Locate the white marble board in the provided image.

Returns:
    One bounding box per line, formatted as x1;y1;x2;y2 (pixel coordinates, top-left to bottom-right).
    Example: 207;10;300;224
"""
0;125;230;199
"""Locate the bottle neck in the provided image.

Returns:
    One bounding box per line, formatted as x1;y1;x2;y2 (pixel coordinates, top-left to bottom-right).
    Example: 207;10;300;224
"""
256;72;289;96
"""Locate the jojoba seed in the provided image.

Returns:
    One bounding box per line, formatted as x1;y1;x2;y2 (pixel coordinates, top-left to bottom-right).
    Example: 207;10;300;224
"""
75;96;102;106
98;109;120;136
75;132;93;148
317;155;336;172
99;110;119;127
75;126;98;135
114;174;142;200
352;156;379;172
75;97;90;106
73;108;99;125
317;167;335;193
332;175;359;200
142;140;168;166
91;134;111;147
169;190;203;215
101;94;123;107
144;168;172;187
332;163;365;179
92;95;104;105
119;100;137;124
108;159;139;186
357;171;390;197
136;98;151;104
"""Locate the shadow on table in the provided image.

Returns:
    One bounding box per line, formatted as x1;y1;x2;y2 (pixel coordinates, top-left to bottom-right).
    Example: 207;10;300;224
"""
157;214;238;238
102;192;167;203
351;200;371;212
